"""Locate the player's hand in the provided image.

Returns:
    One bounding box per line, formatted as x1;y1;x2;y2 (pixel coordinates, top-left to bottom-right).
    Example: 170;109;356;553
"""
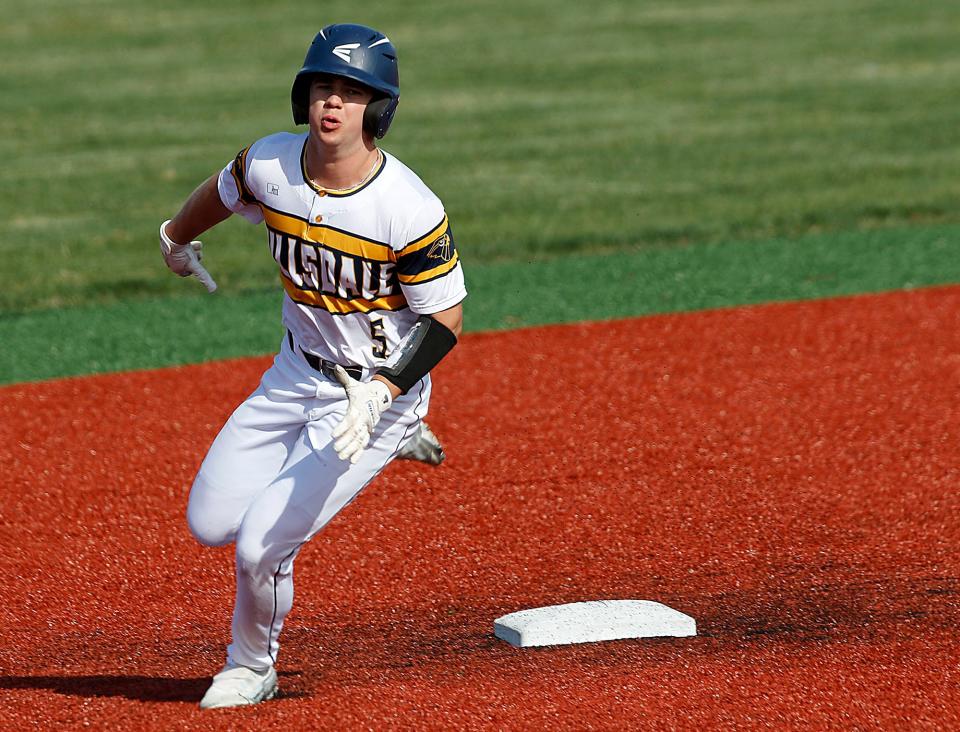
159;220;218;293
331;366;393;464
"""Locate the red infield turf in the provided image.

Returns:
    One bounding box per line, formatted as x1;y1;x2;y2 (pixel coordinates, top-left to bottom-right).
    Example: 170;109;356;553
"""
1;286;959;730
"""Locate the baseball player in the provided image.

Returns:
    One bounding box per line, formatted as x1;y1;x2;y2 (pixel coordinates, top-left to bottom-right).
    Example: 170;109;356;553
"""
158;24;465;709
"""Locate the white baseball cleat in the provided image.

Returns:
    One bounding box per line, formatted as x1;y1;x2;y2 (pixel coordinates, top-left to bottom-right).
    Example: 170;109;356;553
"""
396;421;445;465
199;663;278;709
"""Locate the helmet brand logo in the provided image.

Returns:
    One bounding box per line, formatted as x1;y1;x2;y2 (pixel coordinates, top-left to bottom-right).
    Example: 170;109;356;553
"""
332;43;361;62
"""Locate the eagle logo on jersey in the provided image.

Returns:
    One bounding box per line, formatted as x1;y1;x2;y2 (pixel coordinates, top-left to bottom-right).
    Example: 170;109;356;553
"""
426;232;453;262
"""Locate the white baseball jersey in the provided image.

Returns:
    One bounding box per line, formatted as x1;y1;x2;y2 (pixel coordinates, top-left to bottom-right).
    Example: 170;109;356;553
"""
217;131;466;372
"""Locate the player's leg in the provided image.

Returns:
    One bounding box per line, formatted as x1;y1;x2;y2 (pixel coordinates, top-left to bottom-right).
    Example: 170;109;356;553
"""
225;378;430;671
395;420;445;464
186;347;314;547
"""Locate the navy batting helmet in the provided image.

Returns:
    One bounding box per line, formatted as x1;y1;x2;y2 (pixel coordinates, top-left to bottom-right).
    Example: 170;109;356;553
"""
291;24;400;139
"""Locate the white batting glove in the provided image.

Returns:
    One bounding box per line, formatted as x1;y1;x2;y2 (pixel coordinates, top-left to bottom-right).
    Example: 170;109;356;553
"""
331;366;393;464
159;220;218;293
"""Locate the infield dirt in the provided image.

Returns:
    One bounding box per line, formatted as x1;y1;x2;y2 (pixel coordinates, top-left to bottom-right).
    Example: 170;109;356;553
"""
1;287;958;729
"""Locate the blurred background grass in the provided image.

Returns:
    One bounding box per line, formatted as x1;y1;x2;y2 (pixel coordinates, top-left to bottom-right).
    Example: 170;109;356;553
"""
2;0;959;313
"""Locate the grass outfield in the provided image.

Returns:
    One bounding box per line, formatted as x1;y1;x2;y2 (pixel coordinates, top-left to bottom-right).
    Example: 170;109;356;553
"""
2;0;959;313
3;223;959;384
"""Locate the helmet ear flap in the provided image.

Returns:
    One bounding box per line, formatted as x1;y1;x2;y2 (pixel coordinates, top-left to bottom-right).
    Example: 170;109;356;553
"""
291;76;311;125
363;96;399;139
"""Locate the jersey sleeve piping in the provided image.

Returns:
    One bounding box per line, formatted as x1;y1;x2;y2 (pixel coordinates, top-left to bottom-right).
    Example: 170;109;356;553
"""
230;146;259;206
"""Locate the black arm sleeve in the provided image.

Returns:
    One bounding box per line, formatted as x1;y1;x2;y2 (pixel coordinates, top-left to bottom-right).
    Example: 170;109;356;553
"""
374;315;458;394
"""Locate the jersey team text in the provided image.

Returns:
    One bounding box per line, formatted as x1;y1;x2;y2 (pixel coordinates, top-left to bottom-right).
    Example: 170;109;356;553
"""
217;132;466;372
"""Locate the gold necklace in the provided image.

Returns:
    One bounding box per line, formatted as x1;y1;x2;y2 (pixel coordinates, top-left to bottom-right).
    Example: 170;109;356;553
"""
313;149;382;193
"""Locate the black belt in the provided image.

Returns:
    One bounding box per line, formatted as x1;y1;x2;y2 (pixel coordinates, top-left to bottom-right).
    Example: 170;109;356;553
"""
287;331;363;381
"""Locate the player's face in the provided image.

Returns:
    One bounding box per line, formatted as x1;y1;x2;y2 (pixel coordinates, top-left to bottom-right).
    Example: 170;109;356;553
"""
308;75;374;146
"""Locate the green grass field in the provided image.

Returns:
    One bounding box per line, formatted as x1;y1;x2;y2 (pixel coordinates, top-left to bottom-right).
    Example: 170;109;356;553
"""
2;0;959;382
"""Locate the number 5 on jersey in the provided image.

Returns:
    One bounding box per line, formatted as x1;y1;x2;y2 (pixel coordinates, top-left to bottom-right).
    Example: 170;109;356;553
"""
370;318;388;359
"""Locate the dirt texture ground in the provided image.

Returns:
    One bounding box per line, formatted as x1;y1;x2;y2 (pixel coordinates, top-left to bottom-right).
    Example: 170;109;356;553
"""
1;287;958;729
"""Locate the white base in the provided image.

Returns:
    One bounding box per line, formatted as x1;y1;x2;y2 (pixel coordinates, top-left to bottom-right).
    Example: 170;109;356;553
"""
494;600;696;648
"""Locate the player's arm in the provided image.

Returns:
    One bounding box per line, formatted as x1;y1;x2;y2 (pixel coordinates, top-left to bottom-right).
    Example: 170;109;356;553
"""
166;174;232;243
158;174;233;292
333;203;465;463
426;302;463;339
372;303;462;400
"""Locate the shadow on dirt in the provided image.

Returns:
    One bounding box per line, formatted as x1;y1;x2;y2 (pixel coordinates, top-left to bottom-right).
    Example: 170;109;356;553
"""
0;670;308;704
0;675;209;703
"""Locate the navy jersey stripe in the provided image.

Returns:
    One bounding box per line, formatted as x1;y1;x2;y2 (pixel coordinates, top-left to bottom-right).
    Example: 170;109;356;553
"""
396;225;457;276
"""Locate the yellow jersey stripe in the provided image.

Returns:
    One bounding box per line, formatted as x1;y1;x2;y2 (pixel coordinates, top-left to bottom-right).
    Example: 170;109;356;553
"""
281;273;407;314
397;251;460;284
399;216;449;256
262;207;395;263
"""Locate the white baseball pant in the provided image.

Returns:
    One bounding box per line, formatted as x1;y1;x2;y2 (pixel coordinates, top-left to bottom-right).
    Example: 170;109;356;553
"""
186;334;430;670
